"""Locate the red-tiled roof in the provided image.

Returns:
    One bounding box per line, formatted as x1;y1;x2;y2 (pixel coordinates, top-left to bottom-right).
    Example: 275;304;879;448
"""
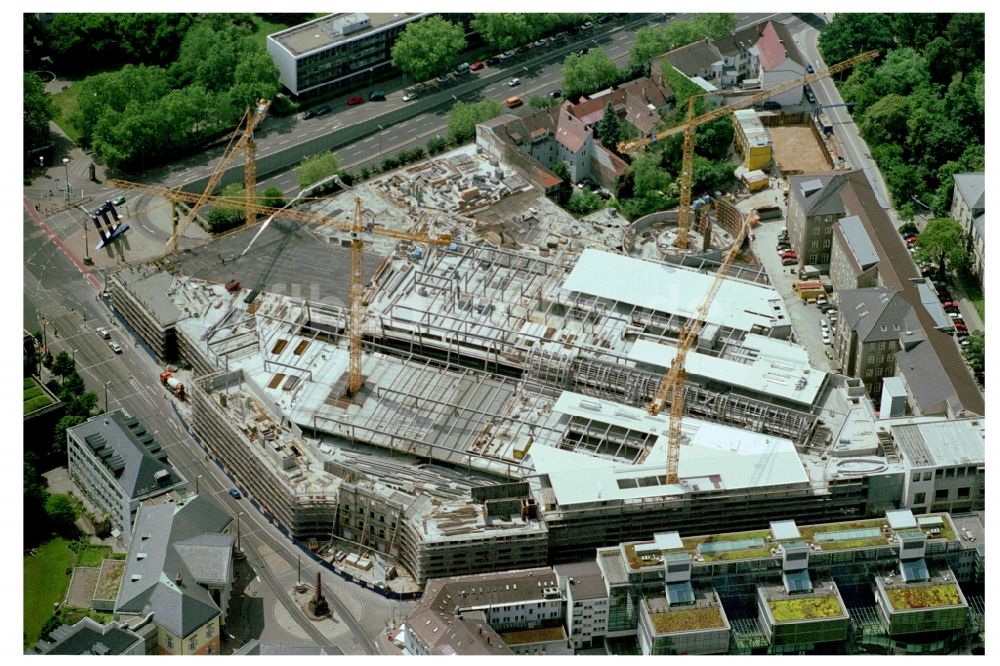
756;22;787;71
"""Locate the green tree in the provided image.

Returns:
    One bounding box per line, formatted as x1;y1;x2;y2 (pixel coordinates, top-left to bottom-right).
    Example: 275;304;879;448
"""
51;352;75;384
297;151;340;189
818;13;895;64
890;13;948;51
594;103;624;147
945;13;984;72
630;151;671;199
859;93;910;146
565;189;604;216
66;392;99;419
447;99;503;143
688;13;738;40
962;330;984;375
472;14;535;50
562;49;621;98
24;73;56;152
529;95;559;110
53;415;88;464
914;218;967;282
391;16;467;81
628;25;673;72
259;187;286;209
59;372;86;402
45;494;79;537
549;162;572;206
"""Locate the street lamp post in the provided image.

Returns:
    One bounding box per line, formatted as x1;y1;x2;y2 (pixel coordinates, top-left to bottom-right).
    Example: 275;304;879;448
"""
104;381;110;412
63;158;70;202
196;474;203;495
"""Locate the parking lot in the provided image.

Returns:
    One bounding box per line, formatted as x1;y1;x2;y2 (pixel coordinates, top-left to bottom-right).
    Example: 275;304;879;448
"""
749;196;841;374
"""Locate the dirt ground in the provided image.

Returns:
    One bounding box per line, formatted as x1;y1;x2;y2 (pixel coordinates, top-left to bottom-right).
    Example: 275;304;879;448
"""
769;125;832;175
65;567;100;608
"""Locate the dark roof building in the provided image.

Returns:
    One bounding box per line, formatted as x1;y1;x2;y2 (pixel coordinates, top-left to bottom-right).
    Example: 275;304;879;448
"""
114;495;234;655
32;617;147;656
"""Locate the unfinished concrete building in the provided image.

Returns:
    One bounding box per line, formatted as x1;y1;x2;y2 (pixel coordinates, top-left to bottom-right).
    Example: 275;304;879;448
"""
107;145;978;589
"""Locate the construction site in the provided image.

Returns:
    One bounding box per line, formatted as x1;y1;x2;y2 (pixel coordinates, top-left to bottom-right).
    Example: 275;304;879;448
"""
96;48;980;592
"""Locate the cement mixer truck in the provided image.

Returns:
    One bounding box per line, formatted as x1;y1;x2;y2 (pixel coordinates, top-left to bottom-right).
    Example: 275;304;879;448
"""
159;371;186;400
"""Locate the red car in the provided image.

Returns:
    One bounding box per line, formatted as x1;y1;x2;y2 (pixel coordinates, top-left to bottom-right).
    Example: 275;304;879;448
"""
347;96;365;106
470;61;486;71
954;321;969;332
941;300;959;310
780;250;798;260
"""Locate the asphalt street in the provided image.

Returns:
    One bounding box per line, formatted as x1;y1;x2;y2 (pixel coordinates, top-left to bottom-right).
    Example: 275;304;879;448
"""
23;202;411;654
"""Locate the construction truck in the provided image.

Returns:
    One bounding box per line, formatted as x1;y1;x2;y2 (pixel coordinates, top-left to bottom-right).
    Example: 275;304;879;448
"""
160;371;186;400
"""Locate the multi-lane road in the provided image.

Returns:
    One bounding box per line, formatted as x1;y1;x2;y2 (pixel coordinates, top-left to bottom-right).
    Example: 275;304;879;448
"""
23;205;409;654
26;13;806;652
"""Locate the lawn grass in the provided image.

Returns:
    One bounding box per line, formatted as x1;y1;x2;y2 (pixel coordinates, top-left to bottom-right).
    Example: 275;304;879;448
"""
77;545;112;568
23;538;75;648
886;583;962;610
960;275;985;322
24;377;54;414
769;594;844;622
50;82;85;144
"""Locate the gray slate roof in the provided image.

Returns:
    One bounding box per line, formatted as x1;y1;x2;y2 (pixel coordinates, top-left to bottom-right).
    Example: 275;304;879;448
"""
836;215;878;270
35;618;143;655
953;172;985;213
554;560;607;601
791;172;851;217
837;287;912;343
664;39;722;76
894;341;965;415
116;496;234;638
70;410;186;499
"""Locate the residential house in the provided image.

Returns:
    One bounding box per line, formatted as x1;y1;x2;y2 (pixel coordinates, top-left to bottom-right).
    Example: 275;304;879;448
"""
67;410;187;546
752;22;806;106
829;214;880;292
114;495;235;655
950;173;984;284
786;173;851;268
834;287;914;399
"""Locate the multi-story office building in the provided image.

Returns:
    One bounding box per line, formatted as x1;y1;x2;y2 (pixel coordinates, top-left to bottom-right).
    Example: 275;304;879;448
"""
892;418;985;515
267;13;473;98
67;410;186;546
829;215;880;293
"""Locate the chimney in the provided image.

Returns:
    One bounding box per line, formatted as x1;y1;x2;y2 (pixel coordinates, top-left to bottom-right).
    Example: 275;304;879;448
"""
175;573;183;587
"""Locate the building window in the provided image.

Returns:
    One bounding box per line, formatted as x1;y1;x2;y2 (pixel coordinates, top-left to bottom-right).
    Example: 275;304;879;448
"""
935;489;949;500
957;467;966;477
809;254;817;264
879;341;887;350
958;487;971;498
865;369;872;378
945;468;955;478
936;469;943;478
914;492;926;505
811;240;819;249
166;636;174;650
206;624;215;638
189;637;198;652
923;472;932;481
911;472;921;483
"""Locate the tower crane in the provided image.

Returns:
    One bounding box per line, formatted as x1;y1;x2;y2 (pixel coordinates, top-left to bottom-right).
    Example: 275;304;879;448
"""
635;209;756;480
165;98;271;254
110;179;452;396
618;50;878;249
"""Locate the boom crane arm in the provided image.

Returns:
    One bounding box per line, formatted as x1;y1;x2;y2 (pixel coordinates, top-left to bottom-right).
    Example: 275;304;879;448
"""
636;210;757;480
618;50;878;154
167;98;271;254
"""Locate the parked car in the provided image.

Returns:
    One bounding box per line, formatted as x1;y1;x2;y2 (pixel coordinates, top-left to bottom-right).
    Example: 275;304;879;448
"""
533;39;547;47
581;20;594;29
486;56;503;66
436;74;451;84
549;89;562;98
368;90;386;101
402;91;418;102
96;326;111;339
762;100;781;111
780;250;798;260
300;109;315;120
228;487;242;499
347;96;365;106
805;90;816;104
954;321;969;332
776;242;791;251
507;78;521;87
470;61;486;71
821;332;831;345
108;340;123;353
111;195;126;206
505;96;523;108
806;63;815;73
782;257;797;266
501;50;516;60
816;295;828;306
576;47;589;56
313;104;332;117
948;312;964;321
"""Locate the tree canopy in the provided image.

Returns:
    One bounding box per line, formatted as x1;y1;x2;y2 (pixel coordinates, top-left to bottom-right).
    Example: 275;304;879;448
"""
822;13;984;218
472;13;587;50
562;49;621;98
962;330;984;376
24;72;55;152
298;151;340;189
914;218;967;282
391;16;467;81
447;99;503;143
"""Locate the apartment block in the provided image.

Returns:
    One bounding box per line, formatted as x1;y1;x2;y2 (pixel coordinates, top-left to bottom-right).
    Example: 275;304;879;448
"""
829;215;879;293
66;410;186;546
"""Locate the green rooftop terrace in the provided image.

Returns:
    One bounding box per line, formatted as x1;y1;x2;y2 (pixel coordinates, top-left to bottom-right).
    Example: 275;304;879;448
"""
620;514;957;569
499;625;566;645
885;583;962;610
768;594;845;622
23;377;55;415
649;605;726;634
